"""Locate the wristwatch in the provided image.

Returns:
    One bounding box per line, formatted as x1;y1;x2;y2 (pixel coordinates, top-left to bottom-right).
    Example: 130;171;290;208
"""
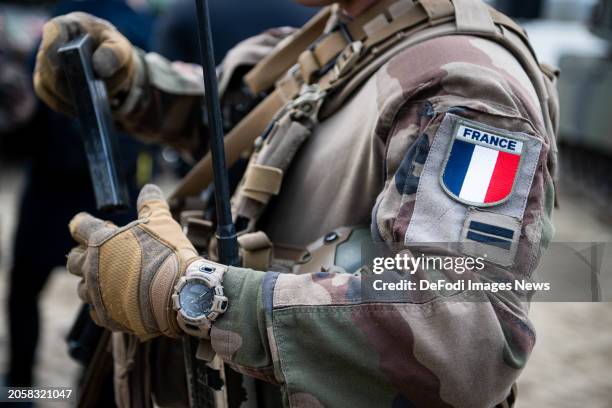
172;259;228;338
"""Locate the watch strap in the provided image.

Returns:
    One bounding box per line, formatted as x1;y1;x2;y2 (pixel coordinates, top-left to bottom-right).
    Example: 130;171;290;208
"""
177;315;212;338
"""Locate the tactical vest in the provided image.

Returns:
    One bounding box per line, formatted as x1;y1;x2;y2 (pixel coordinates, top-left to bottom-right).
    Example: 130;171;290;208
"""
163;1;557;407
172;0;558;275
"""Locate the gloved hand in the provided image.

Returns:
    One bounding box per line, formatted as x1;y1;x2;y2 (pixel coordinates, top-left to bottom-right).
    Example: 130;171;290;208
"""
34;12;137;115
67;184;200;340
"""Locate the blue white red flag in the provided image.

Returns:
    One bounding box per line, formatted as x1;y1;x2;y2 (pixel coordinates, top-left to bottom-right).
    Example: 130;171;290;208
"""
441;123;523;206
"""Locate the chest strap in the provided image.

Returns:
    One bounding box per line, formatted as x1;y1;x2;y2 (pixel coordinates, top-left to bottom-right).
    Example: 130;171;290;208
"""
170;0;550;204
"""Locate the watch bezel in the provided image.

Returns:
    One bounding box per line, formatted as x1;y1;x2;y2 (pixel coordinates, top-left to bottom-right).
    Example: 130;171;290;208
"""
173;273;228;325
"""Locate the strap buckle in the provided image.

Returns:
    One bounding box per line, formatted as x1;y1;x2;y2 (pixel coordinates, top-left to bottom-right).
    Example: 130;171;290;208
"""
272;83;327;121
332;40;364;80
308;20;353;52
259;84;326;143
290;84;327;122
304;21;354;80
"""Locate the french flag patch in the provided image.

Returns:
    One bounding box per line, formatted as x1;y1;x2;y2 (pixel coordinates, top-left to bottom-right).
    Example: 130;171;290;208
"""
441;123;524;206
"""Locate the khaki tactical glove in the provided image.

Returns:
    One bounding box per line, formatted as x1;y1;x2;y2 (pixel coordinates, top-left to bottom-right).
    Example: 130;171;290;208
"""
67;184;199;340
34;12;136;115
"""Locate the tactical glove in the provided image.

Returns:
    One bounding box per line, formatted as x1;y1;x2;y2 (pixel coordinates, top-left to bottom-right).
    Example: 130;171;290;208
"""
67;184;199;340
34;12;137;116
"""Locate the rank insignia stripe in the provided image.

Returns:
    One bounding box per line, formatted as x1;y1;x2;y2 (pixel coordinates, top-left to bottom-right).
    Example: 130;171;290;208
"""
440;121;527;207
459;208;522;267
466;220;515;251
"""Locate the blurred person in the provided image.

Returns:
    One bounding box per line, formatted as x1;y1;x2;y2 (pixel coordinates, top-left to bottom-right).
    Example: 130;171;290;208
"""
4;0;155;388
0;52;36;137
32;0;559;407
0;11;37;139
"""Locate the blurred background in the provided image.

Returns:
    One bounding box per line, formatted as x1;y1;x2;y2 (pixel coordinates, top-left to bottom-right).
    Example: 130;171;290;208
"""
0;0;610;407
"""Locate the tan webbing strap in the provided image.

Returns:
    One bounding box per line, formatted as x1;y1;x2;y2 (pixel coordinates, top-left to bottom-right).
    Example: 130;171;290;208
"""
488;7;528;39
181;212;214;251
244;7;331;94
299;31;349;84
301;0;445;85
238;231;273;270
276;68;303;102
388;0;415;20
172;0;552;205
364;3;439;47
418;0;455;21
453;0;497;34
363;14;391;38
170;88;286;200
313;30;348;67
298;50;321;84
241;164;283;204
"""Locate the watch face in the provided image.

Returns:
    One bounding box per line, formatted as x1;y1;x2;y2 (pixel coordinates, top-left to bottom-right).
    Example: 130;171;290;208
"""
179;279;213;319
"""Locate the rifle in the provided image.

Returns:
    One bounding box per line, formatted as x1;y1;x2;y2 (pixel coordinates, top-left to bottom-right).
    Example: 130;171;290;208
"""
58;34;130;407
182;1;241;406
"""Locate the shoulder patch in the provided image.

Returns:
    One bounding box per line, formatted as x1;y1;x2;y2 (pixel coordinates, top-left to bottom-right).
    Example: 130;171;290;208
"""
440;120;526;207
404;113;542;247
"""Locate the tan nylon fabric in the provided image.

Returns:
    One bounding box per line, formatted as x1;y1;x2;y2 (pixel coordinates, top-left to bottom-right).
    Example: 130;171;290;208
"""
241;164;284;204
99;230;146;335
112;333;131;408
170;88;286;200
238;231;273;270
244;7;332;94
234;115;313;226
419;0;455;20
453;0;497;34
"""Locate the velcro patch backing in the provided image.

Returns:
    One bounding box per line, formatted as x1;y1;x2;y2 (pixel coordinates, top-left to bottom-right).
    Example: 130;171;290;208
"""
460;208;521;267
405;113;542;246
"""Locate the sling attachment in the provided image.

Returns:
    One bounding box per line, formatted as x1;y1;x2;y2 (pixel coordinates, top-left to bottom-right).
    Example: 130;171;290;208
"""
332;40;365;81
181;210;215;253
233;84;326;233
232;84;326;270
240;164;283;204
238;231;274;270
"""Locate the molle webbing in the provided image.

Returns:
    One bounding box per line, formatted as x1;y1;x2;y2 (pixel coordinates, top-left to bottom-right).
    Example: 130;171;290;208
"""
170;0;552;203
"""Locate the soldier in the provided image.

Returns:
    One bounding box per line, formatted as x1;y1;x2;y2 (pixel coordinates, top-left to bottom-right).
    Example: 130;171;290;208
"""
33;0;559;407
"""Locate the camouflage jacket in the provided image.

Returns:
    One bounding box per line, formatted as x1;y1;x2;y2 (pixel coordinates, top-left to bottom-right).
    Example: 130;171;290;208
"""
115;17;557;408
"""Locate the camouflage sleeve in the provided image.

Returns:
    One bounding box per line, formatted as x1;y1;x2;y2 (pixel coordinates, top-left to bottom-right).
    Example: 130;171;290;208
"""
210;35;556;408
113;28;295;155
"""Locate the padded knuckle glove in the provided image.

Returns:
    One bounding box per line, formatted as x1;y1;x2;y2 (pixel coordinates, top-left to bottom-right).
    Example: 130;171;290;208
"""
67;184;200;340
34;11;136;116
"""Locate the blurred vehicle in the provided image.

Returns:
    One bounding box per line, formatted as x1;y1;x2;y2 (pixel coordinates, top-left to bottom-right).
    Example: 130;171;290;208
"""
0;4;46;154
511;0;612;203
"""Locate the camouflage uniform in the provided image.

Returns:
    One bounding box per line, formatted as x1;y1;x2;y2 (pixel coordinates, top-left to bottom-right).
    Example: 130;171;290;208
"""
109;6;555;408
